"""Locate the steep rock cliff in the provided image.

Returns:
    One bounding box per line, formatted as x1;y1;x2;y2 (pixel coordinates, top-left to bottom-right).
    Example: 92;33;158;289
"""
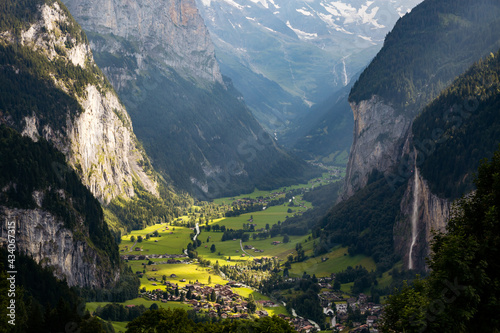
342;96;411;199
0;0;158;204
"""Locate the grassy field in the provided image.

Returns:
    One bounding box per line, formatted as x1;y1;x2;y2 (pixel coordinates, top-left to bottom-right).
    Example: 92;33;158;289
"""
289;246;377;278
195;230;312;263
113;169;393;320
111;321;128;333
120;225;193;254
126;260;227;290
211;205;293;230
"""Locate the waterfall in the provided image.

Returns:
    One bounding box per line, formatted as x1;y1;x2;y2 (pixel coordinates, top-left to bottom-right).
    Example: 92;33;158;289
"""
409;166;419;270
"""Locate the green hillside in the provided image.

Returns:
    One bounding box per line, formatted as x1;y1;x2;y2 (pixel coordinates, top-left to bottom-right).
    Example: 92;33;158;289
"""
413;50;500;199
350;0;500;115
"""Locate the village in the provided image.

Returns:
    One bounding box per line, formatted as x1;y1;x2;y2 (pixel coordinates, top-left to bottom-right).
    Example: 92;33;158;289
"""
315;277;383;332
135;279;320;332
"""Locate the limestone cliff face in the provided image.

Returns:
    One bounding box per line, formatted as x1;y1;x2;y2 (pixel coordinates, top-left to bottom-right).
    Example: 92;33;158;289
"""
0;194;117;288
394;165;450;271
342;96;412;200
62;0;223;86
2;1;158;204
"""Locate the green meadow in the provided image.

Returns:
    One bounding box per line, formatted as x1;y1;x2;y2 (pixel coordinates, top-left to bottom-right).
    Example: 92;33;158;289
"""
126;260;227;290
120;225;194;254
289;245;377;278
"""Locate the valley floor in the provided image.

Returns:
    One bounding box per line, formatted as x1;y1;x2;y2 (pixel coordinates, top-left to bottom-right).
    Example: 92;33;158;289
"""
89;169;394;332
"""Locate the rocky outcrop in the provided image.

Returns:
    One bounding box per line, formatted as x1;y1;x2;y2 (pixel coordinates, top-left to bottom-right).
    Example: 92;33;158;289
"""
62;0;223;86
0;204;117;288
342;96;412;199
2;1;158;204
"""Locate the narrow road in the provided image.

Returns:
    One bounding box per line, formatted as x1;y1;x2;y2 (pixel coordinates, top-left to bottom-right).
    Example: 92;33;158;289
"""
239;239;254;258
193;223;200;241
185;223;200;256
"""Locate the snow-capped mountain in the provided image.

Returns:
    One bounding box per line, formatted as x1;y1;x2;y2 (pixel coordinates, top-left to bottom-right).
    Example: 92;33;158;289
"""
196;0;422;131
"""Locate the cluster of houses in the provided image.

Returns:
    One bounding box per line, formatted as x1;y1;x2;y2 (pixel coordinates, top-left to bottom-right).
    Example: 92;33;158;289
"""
318;290;382;332
277;314;317;333
142;281;275;319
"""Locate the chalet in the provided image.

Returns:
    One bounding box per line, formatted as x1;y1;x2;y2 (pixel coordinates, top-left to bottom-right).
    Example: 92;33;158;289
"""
257;300;277;308
301;325;314;333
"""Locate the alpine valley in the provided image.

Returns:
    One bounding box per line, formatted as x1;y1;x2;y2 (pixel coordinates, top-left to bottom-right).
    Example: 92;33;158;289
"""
1;0;500;332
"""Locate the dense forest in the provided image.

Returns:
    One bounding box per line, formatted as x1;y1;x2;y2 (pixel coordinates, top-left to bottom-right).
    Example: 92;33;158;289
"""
413;50;500;199
125;308;295;333
349;0;500;115
381;147;500;332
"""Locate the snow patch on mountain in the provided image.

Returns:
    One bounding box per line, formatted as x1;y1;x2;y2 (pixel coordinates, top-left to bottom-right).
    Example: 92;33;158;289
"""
249;0;269;8
286;21;318;40
321;1;383;28
296;8;314;17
